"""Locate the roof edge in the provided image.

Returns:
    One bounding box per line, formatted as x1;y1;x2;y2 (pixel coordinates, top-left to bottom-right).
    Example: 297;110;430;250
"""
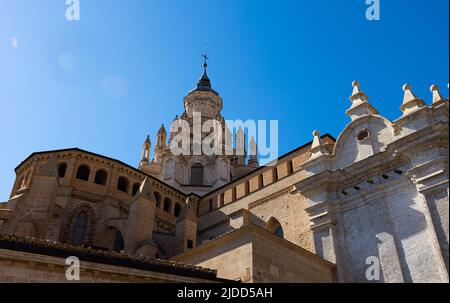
200;133;336;198
14;148;188;198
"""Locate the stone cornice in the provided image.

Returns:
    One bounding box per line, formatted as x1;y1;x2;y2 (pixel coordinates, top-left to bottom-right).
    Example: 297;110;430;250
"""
14;148;189;201
296;121;448;193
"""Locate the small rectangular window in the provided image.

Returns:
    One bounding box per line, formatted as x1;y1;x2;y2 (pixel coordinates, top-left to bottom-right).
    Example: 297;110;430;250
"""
187;240;194;249
209;199;213;212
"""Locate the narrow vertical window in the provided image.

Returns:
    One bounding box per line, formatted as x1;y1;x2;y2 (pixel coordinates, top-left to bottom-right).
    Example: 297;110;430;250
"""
191;163;204;186
113;229;124;253
164;198;172;213
154;192;161;208
209;199;213;212
117;177;129;193
58;163;68;178
73;212;88;246
174;203;182;218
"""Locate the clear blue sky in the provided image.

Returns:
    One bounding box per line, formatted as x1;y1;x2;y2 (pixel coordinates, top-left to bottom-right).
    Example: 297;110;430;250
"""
0;0;448;201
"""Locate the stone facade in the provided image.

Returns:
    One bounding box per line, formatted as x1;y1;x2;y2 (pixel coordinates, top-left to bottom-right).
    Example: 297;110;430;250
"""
0;65;448;283
295;82;449;282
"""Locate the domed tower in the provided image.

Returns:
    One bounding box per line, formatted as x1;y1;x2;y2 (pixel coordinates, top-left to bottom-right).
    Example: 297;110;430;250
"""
140;56;259;195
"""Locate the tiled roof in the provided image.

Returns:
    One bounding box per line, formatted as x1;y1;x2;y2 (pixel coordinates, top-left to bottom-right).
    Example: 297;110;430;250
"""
0;234;229;282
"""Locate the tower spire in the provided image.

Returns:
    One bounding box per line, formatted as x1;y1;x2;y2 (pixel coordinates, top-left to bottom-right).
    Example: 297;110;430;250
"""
189;54;219;96
197;54;212;90
140;135;151;166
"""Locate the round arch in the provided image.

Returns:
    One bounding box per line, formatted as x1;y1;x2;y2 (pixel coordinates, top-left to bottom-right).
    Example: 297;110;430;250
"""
266;217;284;239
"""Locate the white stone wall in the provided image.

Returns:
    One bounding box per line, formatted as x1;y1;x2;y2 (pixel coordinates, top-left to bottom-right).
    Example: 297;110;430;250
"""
297;86;449;283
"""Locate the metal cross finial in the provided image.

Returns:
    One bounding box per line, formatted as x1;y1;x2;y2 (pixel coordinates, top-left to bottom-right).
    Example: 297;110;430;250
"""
202;53;209;66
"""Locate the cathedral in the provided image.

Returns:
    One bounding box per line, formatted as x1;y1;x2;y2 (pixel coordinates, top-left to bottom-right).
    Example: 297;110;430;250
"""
0;61;448;283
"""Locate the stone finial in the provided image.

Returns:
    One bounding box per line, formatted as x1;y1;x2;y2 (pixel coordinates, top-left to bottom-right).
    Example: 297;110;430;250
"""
156;124;167;149
401;83;425;115
430;84;444;104
140;135;152;164
351;80;361;96
248;136;258;166
143;134;151;149
311;130;322;149
347;80;378;120
310;130;327;159
235;127;246;157
349;80;369;102
402;84;417;103
249;136;257;156
158;124;167;134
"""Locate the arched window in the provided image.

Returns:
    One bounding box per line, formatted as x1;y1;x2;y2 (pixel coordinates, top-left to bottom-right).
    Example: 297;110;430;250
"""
72;212;88;246
191;163;204;186
274;226;284;238
58;163;68;178
174;203;182;218
76;165;90;181
154;192;161;208
94;169;108;185
117;176;129;193
132;183;141;196
187;240;194;249
163;198;172;213
267;218;284;239
113;229;124;253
